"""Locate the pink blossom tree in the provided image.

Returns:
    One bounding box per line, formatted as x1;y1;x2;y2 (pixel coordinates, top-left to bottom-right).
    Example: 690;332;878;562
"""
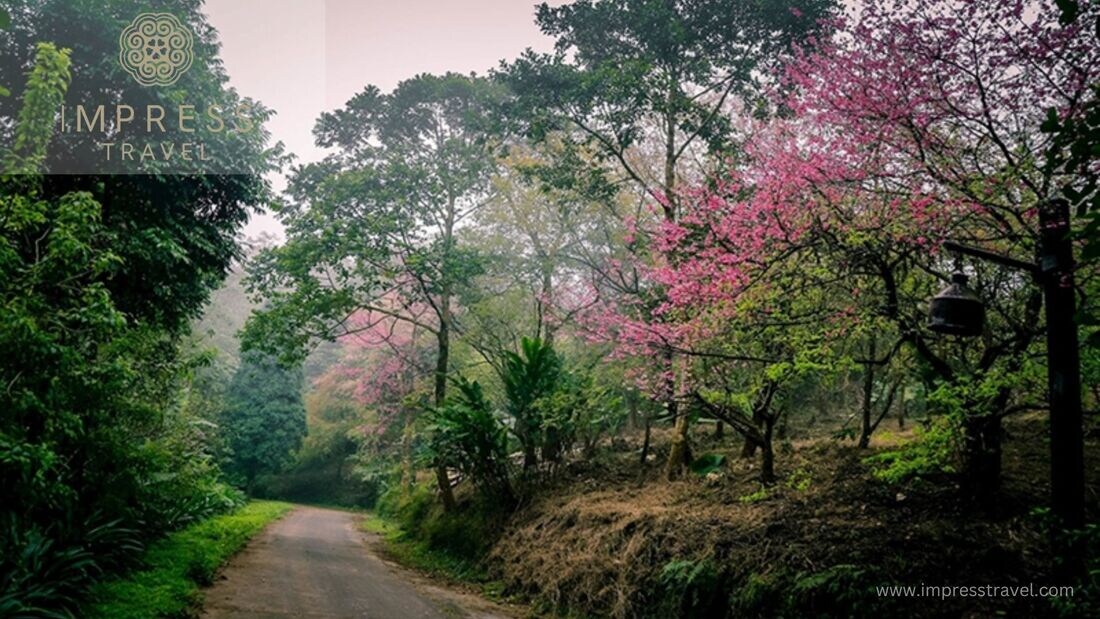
581;0;1097;489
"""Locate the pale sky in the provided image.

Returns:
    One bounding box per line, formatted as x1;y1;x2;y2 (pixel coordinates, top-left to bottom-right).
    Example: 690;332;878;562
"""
203;0;564;238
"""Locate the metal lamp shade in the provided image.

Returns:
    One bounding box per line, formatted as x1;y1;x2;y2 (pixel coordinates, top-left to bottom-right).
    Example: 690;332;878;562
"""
928;272;985;337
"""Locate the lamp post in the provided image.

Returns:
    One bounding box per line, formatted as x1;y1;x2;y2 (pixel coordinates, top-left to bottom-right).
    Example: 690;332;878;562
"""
928;199;1083;580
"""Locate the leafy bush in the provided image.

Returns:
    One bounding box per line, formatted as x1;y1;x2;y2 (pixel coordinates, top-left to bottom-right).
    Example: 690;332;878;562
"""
372;483;501;580
82;501;291;619
864;417;958;484
423;377;514;503
361;511;491;584
0;513;140;618
546;370;625;457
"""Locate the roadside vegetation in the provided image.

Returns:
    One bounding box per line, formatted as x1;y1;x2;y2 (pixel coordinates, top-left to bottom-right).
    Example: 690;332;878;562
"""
365;417;1097;618
0;2;286;616
82;501;291;619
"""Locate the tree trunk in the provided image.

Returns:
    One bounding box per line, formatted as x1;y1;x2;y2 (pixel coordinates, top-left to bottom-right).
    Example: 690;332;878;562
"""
401;418;415;489
434;464;455;511
962;414;1002;508
640;415;652;466
898;393;907;430
521;429;538;473
665;402;692;480
740;436;758;459
664;353;690;479
540;264;555;346
858;338;876;449
760;416;776;484
714;420;724;440
659;96;689;481
433;305;457;512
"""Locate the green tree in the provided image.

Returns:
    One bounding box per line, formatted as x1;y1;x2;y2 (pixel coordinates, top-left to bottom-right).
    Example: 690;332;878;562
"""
0;41;239;614
0;0;279;333
244;73;503;509
223;352;307;492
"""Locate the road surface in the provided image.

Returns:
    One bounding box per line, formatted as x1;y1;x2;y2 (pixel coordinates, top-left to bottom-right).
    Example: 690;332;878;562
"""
201;506;511;619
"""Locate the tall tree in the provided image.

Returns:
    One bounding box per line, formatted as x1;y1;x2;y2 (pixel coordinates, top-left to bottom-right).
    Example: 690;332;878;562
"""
244;73;503;509
502;0;837;478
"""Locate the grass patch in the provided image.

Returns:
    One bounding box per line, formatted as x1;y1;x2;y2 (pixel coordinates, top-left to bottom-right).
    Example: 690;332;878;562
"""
360;512;489;584
82;500;292;619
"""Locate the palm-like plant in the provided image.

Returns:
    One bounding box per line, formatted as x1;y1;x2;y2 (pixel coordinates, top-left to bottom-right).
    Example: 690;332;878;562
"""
500;337;562;471
425;378;514;503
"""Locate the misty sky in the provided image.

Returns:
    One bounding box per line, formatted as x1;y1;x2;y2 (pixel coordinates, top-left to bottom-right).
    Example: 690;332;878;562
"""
203;0;563;238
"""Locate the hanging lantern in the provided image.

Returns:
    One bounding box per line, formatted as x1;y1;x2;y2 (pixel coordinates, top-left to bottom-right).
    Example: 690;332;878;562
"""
928;272;985;337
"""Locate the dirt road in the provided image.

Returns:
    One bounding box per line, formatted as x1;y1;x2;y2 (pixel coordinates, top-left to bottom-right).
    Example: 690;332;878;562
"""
201;506;511;619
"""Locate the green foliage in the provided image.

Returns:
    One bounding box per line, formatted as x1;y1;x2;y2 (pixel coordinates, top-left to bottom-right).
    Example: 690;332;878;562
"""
372;484;502;579
0;5;275;612
361;511;491;586
0;39;239;614
738;485;771;504
82;501;291;619
424;378;514;502
0;514;141;618
501;337;564;468
497;337;627;476
786;467;813;492
223;352;307;490
505;0;838;173
657;559;724;617
376;482;437;532
1028;507;1100;618
689;453;727;476
243;72;501;365
542;367;627;457
865;417;958;484
1;1;277;332
502;337;563;418
2;42;70;174
730;565;881;618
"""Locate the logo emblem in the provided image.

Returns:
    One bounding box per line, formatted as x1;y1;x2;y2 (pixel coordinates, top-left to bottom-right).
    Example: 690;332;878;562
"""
119;13;194;86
